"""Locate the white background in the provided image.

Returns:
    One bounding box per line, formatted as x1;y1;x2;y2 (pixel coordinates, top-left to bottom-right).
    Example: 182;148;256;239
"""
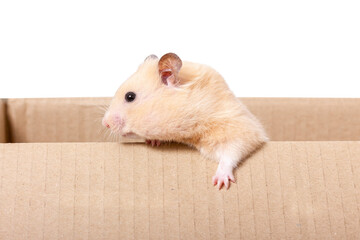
0;0;359;98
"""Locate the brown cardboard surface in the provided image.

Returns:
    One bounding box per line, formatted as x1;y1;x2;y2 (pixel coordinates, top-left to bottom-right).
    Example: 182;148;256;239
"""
1;141;360;240
5;98;360;143
242;98;360;141
6;98;111;143
0;100;7;143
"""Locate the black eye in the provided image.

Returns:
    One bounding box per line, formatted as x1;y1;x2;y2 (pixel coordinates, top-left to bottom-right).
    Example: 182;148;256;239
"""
125;91;136;102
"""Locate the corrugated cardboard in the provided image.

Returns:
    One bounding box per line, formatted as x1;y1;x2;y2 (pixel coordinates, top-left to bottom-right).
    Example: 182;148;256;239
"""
5;98;360;143
6;98;111;143
243;98;360;141
0;98;360;239
1;142;360;239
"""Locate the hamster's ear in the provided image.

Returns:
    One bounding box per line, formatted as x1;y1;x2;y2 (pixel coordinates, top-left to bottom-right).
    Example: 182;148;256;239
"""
144;54;158;61
158;53;182;87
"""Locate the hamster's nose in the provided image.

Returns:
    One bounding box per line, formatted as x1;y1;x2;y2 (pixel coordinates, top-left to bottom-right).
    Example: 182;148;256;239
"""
102;117;110;128
102;111;125;131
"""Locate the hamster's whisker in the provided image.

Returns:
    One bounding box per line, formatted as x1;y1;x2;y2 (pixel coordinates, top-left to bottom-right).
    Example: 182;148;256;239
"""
102;129;109;141
98;126;107;137
108;131;114;142
97;104;109;112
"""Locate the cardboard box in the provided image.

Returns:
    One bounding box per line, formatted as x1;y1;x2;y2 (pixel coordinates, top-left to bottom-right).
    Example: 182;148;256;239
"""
0;97;360;239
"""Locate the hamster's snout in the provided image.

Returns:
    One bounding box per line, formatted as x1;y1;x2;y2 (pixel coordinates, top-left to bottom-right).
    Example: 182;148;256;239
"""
102;118;110;128
102;111;125;132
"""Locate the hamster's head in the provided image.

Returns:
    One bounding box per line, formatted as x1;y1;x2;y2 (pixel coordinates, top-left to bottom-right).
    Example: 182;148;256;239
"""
102;53;183;139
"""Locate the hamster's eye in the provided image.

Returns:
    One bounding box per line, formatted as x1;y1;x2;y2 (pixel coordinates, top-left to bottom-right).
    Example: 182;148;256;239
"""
125;92;136;102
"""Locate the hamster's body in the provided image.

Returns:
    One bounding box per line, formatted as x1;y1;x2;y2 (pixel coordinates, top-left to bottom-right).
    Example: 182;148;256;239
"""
103;53;268;189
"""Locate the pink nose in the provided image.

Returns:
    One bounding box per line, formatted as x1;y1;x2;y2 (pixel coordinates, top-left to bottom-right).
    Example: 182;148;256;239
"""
102;118;110;128
102;113;124;130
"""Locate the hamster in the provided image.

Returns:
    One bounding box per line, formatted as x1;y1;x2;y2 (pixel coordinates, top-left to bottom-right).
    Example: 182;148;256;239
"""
102;53;268;189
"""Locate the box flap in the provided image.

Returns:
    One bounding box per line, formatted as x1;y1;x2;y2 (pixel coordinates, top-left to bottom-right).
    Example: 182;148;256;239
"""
243;98;360;141
1;141;359;239
0;100;7;143
6;98;142;143
6;98;110;143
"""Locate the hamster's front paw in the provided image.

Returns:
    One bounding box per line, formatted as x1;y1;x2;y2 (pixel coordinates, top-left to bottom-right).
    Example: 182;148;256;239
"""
212;167;235;190
145;139;161;147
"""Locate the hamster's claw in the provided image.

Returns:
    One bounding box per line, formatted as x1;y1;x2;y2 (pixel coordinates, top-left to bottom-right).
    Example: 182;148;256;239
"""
146;139;161;147
212;169;235;190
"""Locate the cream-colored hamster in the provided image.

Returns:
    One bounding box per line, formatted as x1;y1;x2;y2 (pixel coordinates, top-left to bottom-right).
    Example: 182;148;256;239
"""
102;53;268;189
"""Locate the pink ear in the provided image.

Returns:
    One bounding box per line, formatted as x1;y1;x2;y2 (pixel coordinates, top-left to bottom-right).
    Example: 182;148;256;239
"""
158;53;182;86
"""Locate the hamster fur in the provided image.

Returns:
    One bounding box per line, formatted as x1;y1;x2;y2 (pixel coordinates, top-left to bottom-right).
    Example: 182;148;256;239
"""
102;53;268;189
